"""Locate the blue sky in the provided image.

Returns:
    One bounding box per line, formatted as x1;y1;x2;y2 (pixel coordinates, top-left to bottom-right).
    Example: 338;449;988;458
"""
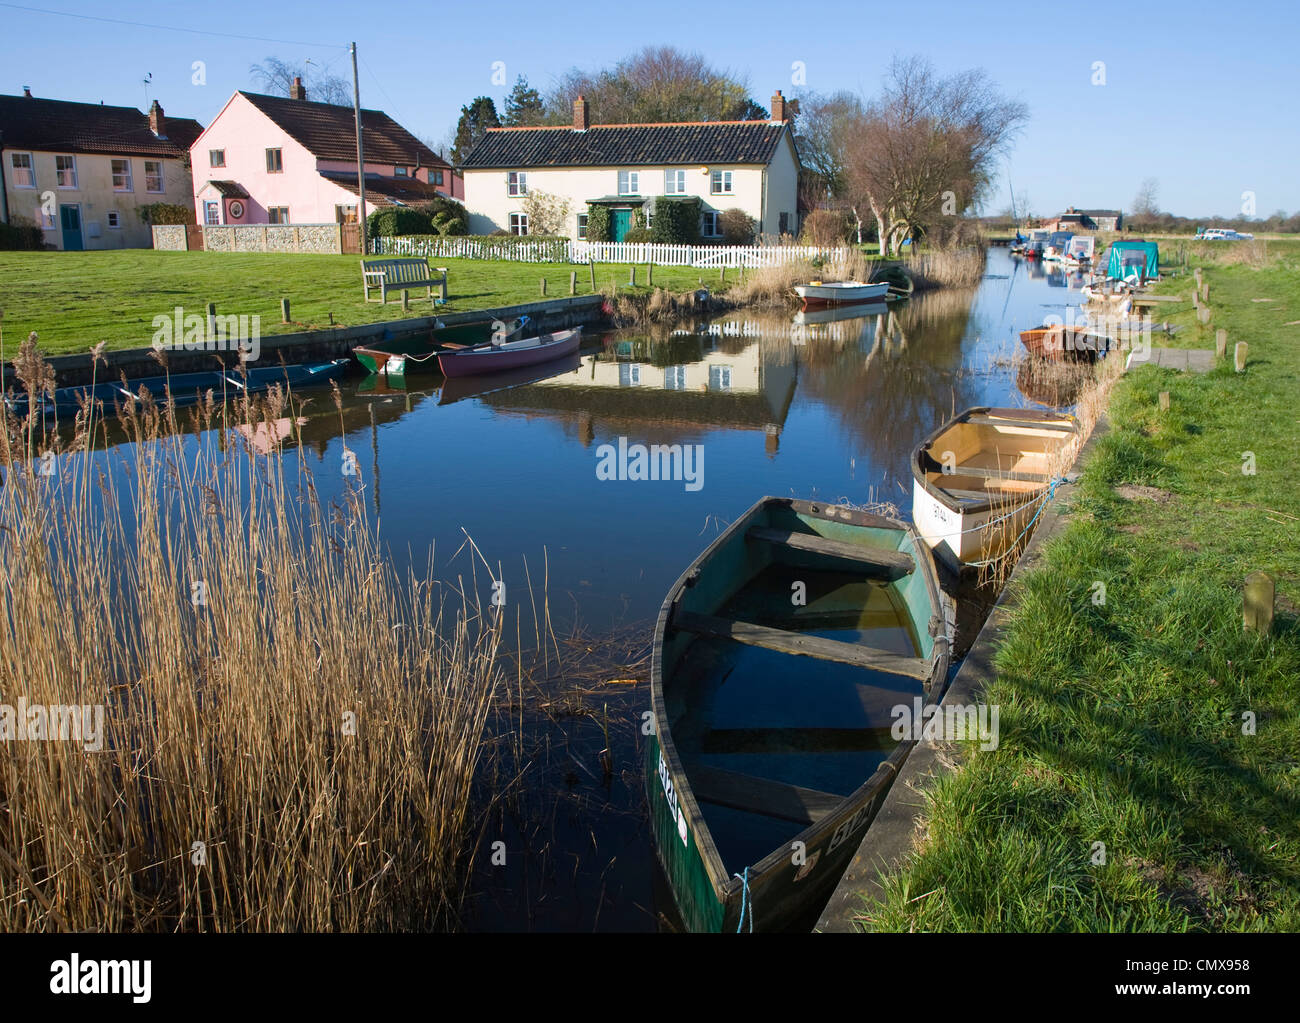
4;0;1296;218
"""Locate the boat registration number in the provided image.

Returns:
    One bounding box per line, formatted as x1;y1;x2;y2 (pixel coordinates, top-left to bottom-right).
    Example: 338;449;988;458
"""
657;750;689;846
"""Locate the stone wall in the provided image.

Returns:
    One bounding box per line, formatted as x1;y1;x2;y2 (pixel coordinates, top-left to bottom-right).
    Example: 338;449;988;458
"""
152;224;343;254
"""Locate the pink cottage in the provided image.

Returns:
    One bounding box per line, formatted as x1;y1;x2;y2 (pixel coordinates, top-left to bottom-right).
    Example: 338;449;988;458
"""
189;79;459;227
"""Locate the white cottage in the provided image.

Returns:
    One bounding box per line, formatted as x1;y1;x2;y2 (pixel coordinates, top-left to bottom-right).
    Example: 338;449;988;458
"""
460;91;800;242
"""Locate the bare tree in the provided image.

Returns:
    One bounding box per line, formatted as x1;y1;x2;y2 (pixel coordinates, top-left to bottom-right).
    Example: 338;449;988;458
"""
1132;177;1160;218
250;56;351;106
842;57;1027;256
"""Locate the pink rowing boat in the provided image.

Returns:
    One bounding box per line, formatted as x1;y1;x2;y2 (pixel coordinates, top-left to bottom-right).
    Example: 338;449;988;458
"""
435;326;583;378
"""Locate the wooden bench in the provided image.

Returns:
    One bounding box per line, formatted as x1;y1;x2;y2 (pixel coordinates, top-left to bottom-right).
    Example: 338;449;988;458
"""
360;257;448;304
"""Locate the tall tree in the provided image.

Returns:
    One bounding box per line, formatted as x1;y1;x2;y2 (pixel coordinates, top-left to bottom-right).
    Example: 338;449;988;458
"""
1132;177;1160;218
451;96;501;165
503;76;546;127
249;56;350;106
542;46;765;125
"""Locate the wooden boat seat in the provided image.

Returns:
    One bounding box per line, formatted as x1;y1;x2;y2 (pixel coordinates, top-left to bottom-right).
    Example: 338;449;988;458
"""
688;764;843;827
671;609;930;680
964;414;1076;432
920;451;1049;484
700;726;895;756
744;526;914;580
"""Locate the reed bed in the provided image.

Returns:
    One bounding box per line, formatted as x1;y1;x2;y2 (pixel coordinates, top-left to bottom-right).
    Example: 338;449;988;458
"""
0;334;502;932
904;247;987;289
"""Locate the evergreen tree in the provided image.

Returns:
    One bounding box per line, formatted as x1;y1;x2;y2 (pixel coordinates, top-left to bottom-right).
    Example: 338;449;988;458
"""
503;76;546;127
450;96;501;164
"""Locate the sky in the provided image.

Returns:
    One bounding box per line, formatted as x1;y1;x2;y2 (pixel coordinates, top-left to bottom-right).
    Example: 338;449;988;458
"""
3;0;1297;219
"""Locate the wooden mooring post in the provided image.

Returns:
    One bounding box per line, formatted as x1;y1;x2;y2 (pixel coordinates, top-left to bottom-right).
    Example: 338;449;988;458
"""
1159;391;1170;411
1199;306;1211;324
589;262;596;292
1194;267;1203;288
540;277;547;297
570;271;577;296
1243;572;1275;634
281;298;291;323
1216;328;1228;358
647;263;653;287
629;266;636;287
1235;341;1249;372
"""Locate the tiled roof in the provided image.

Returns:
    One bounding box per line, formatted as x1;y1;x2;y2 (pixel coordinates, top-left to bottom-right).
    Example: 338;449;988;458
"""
319;170;450;206
239;91;448;168
203;179;249;197
460;121;789;170
0;94;202;158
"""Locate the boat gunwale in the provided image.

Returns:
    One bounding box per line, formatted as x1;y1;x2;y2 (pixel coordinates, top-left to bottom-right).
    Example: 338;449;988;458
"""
910;406;1080;516
649;496;950;917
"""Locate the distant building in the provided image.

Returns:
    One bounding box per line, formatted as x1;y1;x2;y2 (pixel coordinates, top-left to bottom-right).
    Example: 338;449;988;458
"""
1042;206;1123;233
0;90;202;249
188;80;458;229
459;91;800;241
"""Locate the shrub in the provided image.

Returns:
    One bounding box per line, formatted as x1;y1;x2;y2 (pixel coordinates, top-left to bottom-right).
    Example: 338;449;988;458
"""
801;208;853;247
413;196;469;236
520;189;571;236
367;206;434;237
622;226;653;243
0;216;46;250
585;204;612;242
137;202;195;226
719;208;756;245
647;197;702;244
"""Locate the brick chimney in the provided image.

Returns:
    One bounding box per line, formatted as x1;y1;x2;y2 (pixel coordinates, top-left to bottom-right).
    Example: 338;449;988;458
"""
148;99;166;138
573;94;589;131
23;86;32;98
290;76;307;101
770;90;787;122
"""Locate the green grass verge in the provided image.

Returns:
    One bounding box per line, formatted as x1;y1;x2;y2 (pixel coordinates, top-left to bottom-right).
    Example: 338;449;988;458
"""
0;250;733;356
863;251;1300;931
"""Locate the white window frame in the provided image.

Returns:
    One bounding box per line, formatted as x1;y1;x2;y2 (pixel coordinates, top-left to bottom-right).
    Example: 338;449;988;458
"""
509;212;529;236
10;151;35;188
664;365;686;390
577;213;589;239
619;363;642;386
143;160;164;193
107;211;121;229
394;166;408;177
267;206;290;224
617;170;639;195
265;148;283;173
664;169;685;195
209;149;226;168
55;154;78;189
710;169;732;195
709;365;733;391
111;159;133;192
507;171;527;196
204;201;221;226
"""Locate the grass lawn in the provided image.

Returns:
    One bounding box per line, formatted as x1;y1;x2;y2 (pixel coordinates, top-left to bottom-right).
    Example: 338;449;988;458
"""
0;250;735;356
863;250;1300;931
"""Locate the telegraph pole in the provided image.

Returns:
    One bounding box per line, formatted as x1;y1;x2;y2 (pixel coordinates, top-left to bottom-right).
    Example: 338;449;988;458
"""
351;42;368;253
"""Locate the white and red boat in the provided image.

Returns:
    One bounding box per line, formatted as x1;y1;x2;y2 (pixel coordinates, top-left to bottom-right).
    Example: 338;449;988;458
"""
794;281;891;308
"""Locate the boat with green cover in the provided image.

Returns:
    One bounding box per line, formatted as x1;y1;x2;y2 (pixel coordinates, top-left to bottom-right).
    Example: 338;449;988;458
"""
352;316;528;376
646;497;949;932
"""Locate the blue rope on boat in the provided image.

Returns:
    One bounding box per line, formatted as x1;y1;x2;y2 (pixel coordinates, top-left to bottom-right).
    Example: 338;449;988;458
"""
966;475;1064;567
735;868;753;933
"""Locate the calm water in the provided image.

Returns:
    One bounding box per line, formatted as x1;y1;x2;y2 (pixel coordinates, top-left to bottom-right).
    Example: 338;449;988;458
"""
57;248;1092;930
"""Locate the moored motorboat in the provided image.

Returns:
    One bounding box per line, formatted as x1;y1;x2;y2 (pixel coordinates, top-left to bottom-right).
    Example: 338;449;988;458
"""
911;407;1081;569
435;326;583;379
1019;324;1113;361
794;281;891;307
647;496;949;932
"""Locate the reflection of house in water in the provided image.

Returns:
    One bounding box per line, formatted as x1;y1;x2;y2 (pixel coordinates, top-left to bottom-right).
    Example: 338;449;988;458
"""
477;321;798;454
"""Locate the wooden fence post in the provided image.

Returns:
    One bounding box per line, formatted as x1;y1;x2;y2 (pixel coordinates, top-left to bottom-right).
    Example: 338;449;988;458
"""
1243;571;1275;634
1216;328;1227;358
281;298;291;324
1159;391;1170;411
402;289;410;311
629;266;636;287
1234;341;1249;372
647;264;653;287
540;278;547;297
570;271;577;296
1198;306;1211;324
589;262;597;292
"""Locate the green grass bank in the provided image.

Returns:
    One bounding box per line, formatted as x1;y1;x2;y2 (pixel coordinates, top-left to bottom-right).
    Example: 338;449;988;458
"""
861;250;1300;931
0;250;731;355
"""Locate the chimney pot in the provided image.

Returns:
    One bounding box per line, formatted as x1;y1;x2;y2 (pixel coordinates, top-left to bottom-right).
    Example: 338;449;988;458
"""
149;99;166;138
573;94;589;131
770;90;786;122
23;86;32;98
290;75;307;101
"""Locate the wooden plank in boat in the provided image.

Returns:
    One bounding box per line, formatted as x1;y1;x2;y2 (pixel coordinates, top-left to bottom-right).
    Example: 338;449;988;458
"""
689;764;843;826
672;610;931;679
700;726;896;755
745;526;914;578
963;414;1076;432
945;464;1049;483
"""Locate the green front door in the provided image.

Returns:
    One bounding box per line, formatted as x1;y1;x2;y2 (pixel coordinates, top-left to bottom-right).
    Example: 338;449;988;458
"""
60;205;83;251
611;208;633;242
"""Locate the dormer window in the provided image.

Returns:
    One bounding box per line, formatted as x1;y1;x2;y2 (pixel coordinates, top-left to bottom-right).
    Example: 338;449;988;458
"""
395;166;408;177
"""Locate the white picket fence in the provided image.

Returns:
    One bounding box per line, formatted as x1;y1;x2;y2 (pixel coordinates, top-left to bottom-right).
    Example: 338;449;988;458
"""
374;235;847;268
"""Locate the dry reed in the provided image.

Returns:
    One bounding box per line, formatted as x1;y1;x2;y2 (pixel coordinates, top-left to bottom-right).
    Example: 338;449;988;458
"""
0;337;502;931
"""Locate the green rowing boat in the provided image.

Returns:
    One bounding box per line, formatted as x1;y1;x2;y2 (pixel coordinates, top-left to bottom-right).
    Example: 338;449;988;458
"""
646;497;949;932
352;316;528;376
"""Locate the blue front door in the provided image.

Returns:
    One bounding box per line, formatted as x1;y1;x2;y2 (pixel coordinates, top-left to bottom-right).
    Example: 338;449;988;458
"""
60;205;83;250
611;208;633;242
